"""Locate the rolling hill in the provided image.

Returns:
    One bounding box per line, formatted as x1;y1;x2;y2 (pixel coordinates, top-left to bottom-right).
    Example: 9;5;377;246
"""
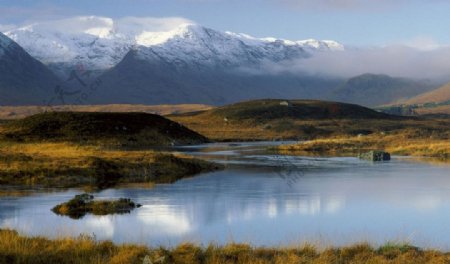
168;99;415;141
1;112;209;146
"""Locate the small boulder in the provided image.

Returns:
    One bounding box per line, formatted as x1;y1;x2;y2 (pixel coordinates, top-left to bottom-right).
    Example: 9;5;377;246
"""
359;150;391;161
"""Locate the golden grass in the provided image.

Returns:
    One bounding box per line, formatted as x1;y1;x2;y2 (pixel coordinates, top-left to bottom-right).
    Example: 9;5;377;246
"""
279;130;450;159
0;141;220;188
0;229;449;264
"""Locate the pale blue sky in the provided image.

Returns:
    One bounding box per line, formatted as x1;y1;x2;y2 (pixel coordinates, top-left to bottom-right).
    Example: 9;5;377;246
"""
0;0;449;47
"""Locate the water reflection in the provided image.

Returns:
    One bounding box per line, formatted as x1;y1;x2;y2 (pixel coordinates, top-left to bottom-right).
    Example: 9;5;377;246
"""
0;142;449;248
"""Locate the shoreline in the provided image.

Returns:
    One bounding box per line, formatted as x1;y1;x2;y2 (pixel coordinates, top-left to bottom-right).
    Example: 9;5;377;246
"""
0;229;448;264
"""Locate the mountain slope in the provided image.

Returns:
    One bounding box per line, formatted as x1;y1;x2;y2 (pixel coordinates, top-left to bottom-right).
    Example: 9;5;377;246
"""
404;82;450;105
330;74;436;107
94;49;341;105
0;33;61;106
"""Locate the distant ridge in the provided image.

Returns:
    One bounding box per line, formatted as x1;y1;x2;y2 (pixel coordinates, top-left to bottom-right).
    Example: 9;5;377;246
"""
330;74;436;107
404;82;450;105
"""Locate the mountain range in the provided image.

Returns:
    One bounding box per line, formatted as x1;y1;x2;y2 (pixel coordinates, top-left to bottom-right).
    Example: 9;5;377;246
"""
4;16;343;78
0;16;440;107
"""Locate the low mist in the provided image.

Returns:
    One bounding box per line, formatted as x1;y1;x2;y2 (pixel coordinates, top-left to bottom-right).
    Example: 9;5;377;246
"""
256;45;450;80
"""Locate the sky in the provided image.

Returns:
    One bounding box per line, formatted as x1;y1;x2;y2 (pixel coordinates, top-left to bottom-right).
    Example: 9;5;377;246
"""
0;0;449;47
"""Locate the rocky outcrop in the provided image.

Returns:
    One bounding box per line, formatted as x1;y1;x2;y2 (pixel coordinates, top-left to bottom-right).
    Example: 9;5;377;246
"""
359;150;391;161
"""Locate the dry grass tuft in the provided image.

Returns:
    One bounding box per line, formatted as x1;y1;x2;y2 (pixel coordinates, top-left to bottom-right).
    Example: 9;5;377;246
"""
1;229;450;264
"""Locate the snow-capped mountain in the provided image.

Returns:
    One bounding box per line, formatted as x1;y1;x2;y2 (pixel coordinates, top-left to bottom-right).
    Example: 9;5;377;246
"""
4;16;343;77
4;17;133;77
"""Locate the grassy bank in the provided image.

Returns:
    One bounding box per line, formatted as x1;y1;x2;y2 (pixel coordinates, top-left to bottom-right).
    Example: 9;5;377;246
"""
0;229;448;264
278;128;450;158
0;112;220;188
0;142;220;188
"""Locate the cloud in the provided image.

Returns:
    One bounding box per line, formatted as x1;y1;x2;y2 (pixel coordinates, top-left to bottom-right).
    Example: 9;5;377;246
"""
3;16;195;35
403;36;442;51
115;16;194;34
256;45;450;79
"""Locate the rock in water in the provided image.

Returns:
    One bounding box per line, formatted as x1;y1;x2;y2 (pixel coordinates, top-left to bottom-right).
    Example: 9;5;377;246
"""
359;150;391;161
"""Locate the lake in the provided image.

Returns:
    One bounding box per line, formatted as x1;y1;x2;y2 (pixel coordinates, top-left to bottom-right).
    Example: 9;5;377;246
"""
1;142;450;248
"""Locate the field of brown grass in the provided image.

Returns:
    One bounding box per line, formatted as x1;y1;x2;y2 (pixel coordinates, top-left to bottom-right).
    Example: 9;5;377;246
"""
0;229;448;264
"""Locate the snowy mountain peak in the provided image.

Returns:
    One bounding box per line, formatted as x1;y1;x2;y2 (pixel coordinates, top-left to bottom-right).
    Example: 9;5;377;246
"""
135;23;197;46
3;16;344;76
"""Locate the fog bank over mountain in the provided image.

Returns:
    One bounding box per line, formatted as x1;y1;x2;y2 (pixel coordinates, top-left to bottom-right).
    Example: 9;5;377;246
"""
253;45;450;80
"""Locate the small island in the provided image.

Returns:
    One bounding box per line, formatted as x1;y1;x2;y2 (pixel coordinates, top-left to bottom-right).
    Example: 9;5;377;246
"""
52;193;142;219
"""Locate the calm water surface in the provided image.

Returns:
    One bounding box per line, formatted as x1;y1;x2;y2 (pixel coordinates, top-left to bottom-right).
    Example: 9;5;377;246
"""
1;142;450;248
